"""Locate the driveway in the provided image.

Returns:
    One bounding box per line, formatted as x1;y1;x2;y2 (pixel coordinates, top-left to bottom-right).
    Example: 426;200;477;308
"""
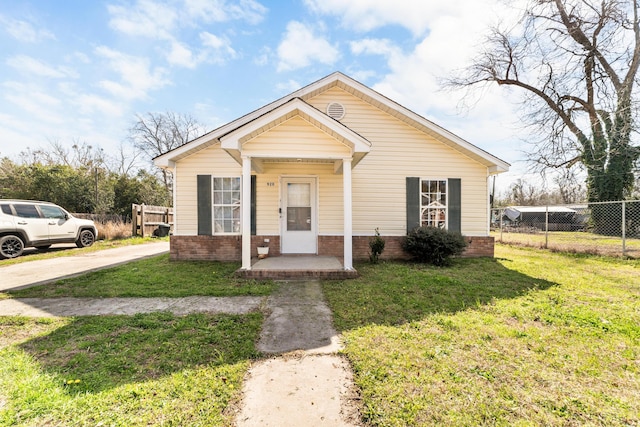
0;241;170;292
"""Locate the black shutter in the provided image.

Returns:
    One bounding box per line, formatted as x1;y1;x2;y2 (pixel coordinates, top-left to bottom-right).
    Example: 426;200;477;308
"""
251;175;256;235
448;178;461;233
406;177;420;232
197;175;212;235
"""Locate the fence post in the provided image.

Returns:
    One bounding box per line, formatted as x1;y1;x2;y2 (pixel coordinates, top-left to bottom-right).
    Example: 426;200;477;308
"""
545;205;549;249
131;204;137;237
499;208;503;242
622;201;626;257
140;204;146;238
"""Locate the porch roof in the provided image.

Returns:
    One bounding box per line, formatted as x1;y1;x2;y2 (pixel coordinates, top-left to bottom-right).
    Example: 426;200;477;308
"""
219;98;371;173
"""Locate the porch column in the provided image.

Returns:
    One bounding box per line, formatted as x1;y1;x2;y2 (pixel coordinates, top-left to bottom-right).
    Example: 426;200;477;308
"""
241;156;252;270
343;158;353;270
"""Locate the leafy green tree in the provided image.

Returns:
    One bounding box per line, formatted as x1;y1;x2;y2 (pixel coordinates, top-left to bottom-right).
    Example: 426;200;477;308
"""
112;170;171;218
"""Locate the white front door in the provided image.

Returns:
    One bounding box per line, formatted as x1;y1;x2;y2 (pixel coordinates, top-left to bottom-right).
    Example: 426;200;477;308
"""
281;177;317;254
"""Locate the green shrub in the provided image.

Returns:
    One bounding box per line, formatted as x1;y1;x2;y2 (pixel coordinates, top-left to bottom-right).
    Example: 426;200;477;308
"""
402;226;467;266
369;228;386;263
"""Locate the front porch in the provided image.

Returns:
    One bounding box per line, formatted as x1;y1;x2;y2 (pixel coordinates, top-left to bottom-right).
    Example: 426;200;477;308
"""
235;255;359;280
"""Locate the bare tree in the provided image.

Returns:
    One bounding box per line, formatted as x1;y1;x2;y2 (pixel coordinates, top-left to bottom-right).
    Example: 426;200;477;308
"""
129;111;204;191
19;140;105;170
107;142;143;176
554;168;587;203
448;0;640;209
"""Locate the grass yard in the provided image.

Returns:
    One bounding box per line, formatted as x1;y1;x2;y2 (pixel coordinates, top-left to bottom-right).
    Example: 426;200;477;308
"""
5;254;275;298
324;244;640;426
2;243;638;426
0;312;262;426
0;251;274;426
492;230;640;258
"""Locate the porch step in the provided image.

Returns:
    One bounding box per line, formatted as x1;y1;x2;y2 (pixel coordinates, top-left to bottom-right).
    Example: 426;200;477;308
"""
235;255;358;280
236;268;358;280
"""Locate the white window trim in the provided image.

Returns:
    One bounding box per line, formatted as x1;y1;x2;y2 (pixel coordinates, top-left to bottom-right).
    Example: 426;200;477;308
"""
212;176;242;235
420;178;448;229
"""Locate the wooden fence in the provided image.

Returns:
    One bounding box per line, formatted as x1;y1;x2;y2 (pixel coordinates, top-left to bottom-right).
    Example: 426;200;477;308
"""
131;204;173;237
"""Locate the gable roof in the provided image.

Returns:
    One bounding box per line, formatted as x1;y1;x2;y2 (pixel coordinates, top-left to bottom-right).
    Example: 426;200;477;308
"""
219;97;371;168
154;71;510;173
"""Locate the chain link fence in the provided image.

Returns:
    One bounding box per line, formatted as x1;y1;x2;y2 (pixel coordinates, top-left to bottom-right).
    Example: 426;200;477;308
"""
491;200;640;258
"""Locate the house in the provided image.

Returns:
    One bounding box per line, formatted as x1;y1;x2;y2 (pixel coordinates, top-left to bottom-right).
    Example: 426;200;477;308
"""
153;72;509;274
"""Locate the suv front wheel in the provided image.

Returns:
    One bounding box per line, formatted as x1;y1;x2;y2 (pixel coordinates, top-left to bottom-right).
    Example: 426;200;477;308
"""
76;229;95;248
0;235;25;259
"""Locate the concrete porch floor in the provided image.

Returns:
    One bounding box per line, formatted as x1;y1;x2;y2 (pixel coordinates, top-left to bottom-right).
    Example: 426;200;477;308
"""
235;255;358;280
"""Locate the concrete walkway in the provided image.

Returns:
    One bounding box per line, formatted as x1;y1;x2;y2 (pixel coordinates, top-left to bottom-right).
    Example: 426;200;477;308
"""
0;241;170;291
236;280;361;427
0;296;263;317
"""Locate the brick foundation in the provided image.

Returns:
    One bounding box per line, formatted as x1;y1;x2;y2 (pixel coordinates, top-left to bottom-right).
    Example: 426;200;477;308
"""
325;235;494;260
170;235;241;261
171;234;494;261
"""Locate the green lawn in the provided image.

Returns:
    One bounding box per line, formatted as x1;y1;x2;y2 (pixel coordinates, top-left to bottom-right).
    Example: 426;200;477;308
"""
324;245;640;426
1;244;638;426
492;230;640;258
5;254;275;298
0;312;262;426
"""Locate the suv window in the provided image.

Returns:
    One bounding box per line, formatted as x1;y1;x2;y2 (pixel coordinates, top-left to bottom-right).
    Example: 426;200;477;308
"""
40;205;67;219
14;204;41;218
0;204;11;215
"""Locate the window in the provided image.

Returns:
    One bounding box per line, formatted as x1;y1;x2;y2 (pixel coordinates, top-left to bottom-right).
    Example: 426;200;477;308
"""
213;177;241;233
40;205;67;219
1;204;11;215
14;204;40;218
420;179;447;228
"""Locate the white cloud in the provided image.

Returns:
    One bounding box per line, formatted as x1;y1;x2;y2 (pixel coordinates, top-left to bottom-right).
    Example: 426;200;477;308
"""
350;38;401;59
200;32;237;62
66;52;91;64
253;46;271;66
107;0;176;39
57;82;124;118
6;55;77;79
303;0;453;36
95;46;169;101
277;21;340;72
185;0;267;25
276;79;301;93
200;32;226;49
2;82;64;124
0;15;55;43
167;41;196;68
106;0;258;69
73;93;124;117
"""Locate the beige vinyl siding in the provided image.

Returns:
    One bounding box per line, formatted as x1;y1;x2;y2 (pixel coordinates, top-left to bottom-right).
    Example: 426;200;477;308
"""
254;162;343;235
308;87;490;236
174;144;241;235
242;116;351;158
175;87;491;238
175;152;344;236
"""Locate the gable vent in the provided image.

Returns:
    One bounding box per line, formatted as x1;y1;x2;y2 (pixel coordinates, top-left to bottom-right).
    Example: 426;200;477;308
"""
326;102;345;120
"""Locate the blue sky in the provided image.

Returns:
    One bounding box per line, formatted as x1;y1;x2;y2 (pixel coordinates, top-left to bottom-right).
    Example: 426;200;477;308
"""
0;0;532;189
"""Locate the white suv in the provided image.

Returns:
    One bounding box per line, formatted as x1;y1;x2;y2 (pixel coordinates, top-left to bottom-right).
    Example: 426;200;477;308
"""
0;200;98;259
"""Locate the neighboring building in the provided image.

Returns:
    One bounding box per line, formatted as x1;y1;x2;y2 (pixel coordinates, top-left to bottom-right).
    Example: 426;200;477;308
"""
501;205;589;231
154;72;509;272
